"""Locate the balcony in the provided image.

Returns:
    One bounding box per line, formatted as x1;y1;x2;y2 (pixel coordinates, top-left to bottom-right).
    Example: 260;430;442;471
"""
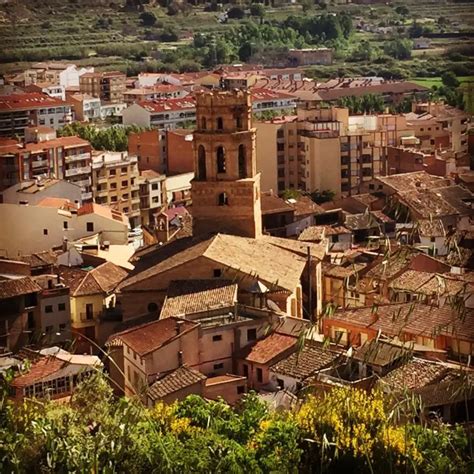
65;165;91;177
31;159;49;169
73;178;92;188
64;153;90;164
96;175;108;184
82;191;93;200
79;311;101;322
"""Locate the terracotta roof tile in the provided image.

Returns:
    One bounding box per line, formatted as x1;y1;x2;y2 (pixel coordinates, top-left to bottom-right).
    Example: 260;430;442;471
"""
160;280;237;319
11;357;64;388
0;93;70;111
147;365;206;401
240;332;297;365
108;317;199;356
328;302;474;342
353;339;410;367
388;270;435;292
0;277;41;300
271;342;339;380
261;192;294;215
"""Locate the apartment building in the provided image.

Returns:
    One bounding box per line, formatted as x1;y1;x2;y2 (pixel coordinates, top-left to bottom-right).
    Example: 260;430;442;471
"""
0;200;129;256
256;104;413;197
0;135;92;201
68;93;101;122
123;84;190;105
25;83;65;101
79;71;126;104
122;98;197;129
138;170;166;227
0;93;73;137
128;129;167;174
91;151;141;228
405;102;469;160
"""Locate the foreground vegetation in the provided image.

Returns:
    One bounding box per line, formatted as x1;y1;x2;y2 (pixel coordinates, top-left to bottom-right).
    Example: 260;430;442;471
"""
0;373;471;473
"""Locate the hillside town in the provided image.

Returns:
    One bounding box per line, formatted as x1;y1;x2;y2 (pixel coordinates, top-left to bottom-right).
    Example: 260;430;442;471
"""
0;0;474;462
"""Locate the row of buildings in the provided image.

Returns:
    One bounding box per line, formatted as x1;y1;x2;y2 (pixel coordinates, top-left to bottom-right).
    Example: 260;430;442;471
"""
0;76;472;421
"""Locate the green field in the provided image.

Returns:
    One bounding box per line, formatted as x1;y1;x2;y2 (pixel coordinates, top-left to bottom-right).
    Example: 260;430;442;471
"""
411;76;474;89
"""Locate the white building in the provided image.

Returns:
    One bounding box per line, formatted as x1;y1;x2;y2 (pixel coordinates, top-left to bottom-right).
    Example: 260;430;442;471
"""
165;172;194;206
122;99;196;129
1;179;83;206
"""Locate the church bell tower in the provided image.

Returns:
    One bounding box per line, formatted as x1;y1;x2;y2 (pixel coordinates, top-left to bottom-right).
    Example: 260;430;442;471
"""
191;90;262;238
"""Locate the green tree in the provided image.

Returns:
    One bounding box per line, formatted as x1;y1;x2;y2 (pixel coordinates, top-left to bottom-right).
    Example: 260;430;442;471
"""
384;38;412;60
227;6;245;19
139;11;157;26
311;189;335;204
441;71;460;88
395;5;409;16
249;3;265;22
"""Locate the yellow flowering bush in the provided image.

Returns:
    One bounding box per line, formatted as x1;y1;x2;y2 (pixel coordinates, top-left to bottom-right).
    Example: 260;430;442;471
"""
297;387;421;471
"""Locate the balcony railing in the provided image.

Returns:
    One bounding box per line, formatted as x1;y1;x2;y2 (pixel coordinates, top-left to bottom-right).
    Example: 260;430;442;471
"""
64;153;90;164
81;191;93;200
73;178;92;188
31;159;49;169
79;311;101;322
65;165;91;177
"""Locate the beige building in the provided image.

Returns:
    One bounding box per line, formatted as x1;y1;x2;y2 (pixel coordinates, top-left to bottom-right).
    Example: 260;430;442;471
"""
0;200;129;257
91;151;141;228
256;104;413;197
138;169;166;227
79;71;126;104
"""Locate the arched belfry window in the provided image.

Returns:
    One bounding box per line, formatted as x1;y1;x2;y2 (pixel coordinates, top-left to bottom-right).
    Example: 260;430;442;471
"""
201;117;207;130
217;117;224;131
198;145;206;180
216;146;226;173
238;144;246;179
218;192;229;206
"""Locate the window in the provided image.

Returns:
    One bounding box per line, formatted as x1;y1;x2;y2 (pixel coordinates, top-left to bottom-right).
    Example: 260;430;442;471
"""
63;221;68;230
212;334;223;342
201;117;207;130
110;182;117;190
216;146;226;173
43;229;48;235
109;169;116;176
46;325;53;334
111;196;118;202
45;305;53;314
213;268;222;277
218;192;228;206
85;304;94;320
151;183;159;190
152;196;159;203
27;312;35;330
121;167;127;174
86;222;94;232
58;303;66;311
276;378;285;389
256;368;263;383
213;363;224;370
198;145;206;180
59;323;66;332
247;328;257;341
243;364;249;377
237;385;245;394
238;144;246;179
121;180;128;188
431;237;436;243
217;117;223;130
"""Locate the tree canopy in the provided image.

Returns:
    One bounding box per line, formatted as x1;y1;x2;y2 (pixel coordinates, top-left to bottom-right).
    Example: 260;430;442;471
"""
0;372;471;472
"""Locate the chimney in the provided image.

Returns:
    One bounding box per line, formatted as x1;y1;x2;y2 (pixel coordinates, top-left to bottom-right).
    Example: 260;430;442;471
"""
177;350;183;366
176;319;185;335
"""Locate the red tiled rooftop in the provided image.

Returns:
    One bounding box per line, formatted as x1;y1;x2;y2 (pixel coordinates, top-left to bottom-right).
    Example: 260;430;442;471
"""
109;317;199;356
240;332;297;365
11;357;64;388
138;98;196;113
0;93;69;111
